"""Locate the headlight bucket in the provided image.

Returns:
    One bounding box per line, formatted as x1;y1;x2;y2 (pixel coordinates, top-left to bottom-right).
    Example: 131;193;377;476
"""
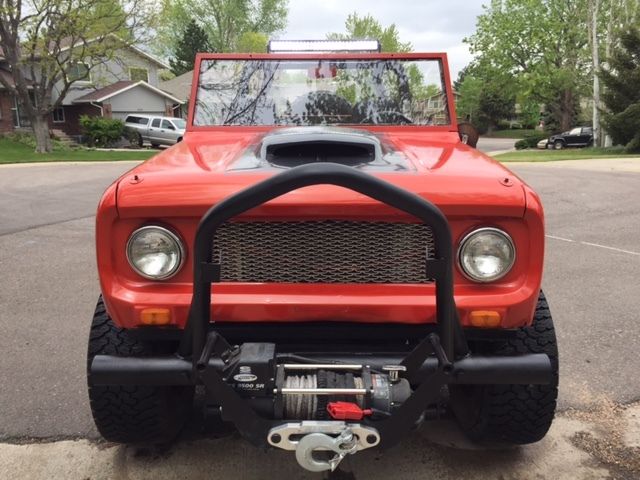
457;227;516;282
126;226;185;280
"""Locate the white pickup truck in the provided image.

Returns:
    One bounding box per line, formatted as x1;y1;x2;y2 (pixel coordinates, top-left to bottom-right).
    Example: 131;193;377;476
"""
124;115;186;147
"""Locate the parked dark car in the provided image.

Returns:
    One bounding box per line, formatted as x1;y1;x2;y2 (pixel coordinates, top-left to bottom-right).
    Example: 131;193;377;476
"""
548;126;593;149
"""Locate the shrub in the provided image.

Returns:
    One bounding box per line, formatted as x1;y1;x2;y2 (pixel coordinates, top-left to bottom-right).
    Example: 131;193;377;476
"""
79;116;124;147
515;132;548;150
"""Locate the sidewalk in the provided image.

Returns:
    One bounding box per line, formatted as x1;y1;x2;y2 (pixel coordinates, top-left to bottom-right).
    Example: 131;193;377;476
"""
509;157;640;172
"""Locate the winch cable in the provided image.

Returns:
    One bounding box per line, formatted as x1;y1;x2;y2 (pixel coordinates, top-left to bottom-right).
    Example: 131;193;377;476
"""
284;371;365;419
284;374;318;419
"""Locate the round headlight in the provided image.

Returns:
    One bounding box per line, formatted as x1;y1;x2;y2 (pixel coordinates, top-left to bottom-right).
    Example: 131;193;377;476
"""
458;228;515;282
126;226;184;280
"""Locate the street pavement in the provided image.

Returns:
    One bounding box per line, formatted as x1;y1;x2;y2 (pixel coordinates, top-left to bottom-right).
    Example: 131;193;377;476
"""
476;136;516;154
0;155;639;478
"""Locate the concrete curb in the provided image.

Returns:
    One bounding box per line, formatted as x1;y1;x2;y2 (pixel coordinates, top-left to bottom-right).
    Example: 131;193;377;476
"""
0;160;144;168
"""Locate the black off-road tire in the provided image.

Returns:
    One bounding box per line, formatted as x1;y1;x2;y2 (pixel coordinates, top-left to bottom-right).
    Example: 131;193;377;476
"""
553;140;564;150
450;291;558;444
87;298;193;444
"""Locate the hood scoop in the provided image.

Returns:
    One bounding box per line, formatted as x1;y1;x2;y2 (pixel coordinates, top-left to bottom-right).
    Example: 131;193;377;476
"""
229;127;413;172
261;127;382;168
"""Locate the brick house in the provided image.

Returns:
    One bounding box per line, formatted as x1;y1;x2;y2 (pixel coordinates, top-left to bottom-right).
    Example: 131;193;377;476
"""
0;43;182;139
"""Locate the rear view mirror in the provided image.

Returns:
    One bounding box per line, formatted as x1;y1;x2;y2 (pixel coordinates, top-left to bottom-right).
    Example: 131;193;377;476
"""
308;65;337;79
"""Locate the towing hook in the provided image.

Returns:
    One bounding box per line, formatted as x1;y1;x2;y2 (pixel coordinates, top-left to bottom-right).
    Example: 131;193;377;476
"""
295;429;358;472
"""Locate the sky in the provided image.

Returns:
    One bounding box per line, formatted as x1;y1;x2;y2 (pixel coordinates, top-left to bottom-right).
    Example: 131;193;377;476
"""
281;0;486;81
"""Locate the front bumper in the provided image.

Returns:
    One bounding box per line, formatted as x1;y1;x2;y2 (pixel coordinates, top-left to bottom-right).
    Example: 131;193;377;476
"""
90;163;553;466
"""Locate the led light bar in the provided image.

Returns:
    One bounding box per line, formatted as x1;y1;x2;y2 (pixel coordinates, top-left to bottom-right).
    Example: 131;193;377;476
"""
268;39;381;53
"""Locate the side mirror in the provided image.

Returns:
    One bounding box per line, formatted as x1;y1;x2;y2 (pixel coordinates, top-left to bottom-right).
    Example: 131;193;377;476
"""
458;122;479;148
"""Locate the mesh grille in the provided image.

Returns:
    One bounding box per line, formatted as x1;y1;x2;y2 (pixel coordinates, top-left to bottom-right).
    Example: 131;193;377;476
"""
212;220;435;284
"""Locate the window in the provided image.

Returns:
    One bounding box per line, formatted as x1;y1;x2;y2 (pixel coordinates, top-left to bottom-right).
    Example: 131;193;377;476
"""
193;58;451;126
52;107;65;123
569;127;581;135
67;63;91;83
125;115;149;125
161;119;174;130
129;67;149;83
151;118;161;127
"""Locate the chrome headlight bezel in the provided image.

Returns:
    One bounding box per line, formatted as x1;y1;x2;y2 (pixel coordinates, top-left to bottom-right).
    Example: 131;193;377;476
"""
457;227;516;283
126;225;185;280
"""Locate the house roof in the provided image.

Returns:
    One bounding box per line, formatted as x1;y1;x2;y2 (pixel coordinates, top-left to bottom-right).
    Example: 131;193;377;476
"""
73;80;183;104
0;36;169;69
58;36;170;70
0;68;35;89
0;68;14;88
159;70;194;102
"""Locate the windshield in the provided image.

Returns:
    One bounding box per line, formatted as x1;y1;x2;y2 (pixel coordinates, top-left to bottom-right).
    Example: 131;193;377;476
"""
193;59;450;127
172;119;187;129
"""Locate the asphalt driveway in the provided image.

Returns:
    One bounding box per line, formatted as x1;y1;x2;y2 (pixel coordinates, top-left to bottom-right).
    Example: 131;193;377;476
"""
0;157;639;478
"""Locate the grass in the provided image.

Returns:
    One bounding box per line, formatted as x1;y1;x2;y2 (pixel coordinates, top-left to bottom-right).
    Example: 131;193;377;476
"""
0;137;158;164
494;147;640;162
483;129;536;139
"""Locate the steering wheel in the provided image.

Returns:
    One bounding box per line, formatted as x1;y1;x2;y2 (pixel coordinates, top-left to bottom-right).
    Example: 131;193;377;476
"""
360;111;413;125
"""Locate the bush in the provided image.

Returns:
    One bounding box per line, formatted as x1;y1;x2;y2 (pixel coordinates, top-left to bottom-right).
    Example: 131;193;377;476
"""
515;132;548;150
79;116;124;147
605;103;640;153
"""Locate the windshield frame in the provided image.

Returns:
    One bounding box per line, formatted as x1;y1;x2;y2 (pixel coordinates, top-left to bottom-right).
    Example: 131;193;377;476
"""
187;52;457;133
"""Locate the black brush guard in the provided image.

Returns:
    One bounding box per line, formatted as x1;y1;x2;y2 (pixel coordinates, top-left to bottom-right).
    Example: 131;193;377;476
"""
91;163;552;448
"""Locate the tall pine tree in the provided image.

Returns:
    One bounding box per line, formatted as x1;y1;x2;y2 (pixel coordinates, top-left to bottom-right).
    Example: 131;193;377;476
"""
170;20;212;76
600;28;640;152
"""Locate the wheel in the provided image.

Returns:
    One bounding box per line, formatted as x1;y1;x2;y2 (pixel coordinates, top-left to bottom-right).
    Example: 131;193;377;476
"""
450;291;558;444
151;143;160;148
87;297;193;444
553;140;564;150
177;137;183;143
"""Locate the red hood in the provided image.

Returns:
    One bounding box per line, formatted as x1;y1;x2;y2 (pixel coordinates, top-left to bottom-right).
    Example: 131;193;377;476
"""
116;128;526;219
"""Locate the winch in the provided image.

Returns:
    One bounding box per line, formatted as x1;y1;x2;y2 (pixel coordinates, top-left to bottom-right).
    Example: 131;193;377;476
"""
221;343;412;421
217;343;411;471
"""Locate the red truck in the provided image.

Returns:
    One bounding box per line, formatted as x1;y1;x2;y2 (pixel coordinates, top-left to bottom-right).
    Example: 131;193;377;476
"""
88;42;557;472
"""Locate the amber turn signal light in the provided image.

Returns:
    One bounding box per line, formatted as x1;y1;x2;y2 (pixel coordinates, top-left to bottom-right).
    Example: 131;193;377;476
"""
469;310;501;328
140;308;171;325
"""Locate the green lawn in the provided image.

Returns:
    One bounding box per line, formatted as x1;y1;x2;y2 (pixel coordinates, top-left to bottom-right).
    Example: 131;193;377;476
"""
483;129;536;139
494;147;640;162
0;138;158;164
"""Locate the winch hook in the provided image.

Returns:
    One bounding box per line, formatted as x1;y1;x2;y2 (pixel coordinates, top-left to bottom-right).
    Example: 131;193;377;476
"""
295;429;358;472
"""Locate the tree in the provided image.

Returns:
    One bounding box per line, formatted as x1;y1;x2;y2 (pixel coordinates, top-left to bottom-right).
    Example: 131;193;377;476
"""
0;0;156;152
600;28;640;152
588;0;640;145
465;0;589;132
456;75;483;122
170;19;212;75
327;12;412;53
454;61;515;131
236;31;269;53
158;0;287;56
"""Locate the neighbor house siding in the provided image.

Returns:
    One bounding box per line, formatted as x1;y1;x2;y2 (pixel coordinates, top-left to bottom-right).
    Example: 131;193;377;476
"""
106;85;168;120
57;49;162;106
